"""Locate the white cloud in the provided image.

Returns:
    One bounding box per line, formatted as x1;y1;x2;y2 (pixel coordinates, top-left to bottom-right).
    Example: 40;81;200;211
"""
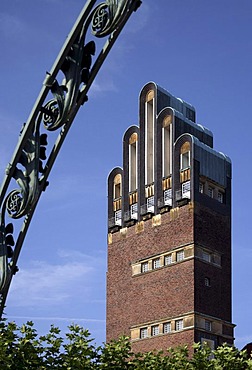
89;78;118;96
8;249;102;307
124;2;150;34
0;12;26;39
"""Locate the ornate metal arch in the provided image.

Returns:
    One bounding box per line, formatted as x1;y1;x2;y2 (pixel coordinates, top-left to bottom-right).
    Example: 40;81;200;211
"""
0;0;142;316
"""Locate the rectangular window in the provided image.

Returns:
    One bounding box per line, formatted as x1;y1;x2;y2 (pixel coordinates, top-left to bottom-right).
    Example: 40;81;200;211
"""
199;182;204;194
163;322;171;334
182;181;190;199
140;327;148;339
151;325;159;336
130;203;138;220
205;320;212;332
180;152;190;170
141;262;149;273
115;210;122;226
147;196;154;213
153;258;161;269
208;186;214;198
164;254;172;265
114;183;121;199
186;107;195;122
217;191;223;203
164;188;172;206
205;277;211;287
202;251;211;263
162;124;172;177
129;142;137;192
176;250;184;262
175;319;184;331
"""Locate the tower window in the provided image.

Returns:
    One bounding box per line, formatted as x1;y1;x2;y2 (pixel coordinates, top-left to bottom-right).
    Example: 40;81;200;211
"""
129;133;138;192
164;189;172;206
141;262;149;273
175;319;184;331
202;251;211;263
164;254;172;265
186;107;195;122
130;203;138;220
162;114;172;178
181;151;190;170
163;322;171;334
205;320;212;332
205;277;211;287
115;210;122;226
147;196;154;213
151;325;159;336
182;181;190;199
217;191;223;203
199;182;204;193
180;142;191;170
113;174;122;199
152;258;161;269
140;327;148;339
176;250;184;262
145;96;154;185
208;186;214;198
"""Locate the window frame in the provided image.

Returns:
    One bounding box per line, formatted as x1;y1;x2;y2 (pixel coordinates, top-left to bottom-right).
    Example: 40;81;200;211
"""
164;254;172;266
151;325;159;336
208;186;214;198
202;251;211;263
176;250;184;262
204;277;211;287
140;327;148;339
180;151;190;170
163;322;171;334
152;258;161;269
205;320;212;332
175;319;184;331
141;262;149;273
199;182;204;194
217;191;223;203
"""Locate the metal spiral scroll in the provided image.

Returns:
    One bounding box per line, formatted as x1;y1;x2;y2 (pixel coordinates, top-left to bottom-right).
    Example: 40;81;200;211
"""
0;0;141;314
92;0;134;37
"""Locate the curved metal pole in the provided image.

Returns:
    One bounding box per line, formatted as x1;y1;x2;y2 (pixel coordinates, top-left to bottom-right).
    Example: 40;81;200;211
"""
0;0;142;316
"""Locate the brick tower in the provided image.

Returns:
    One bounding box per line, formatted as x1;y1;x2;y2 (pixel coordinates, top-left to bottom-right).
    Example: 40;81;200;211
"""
107;82;234;352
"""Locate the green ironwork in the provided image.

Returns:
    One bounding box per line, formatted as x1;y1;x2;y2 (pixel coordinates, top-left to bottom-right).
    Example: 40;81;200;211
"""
0;0;141;316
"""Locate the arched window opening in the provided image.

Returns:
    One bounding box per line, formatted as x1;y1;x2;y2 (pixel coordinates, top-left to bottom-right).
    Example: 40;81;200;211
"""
178;142;191;200
162;114;172;178
113;174;122;226
129;133;138;192
180;142;190;170
145;90;155;185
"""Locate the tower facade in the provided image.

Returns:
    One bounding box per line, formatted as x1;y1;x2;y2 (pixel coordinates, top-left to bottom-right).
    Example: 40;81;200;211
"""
107;82;234;352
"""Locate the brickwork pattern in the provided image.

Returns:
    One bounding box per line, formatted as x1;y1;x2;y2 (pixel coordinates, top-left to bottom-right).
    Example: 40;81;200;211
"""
107;205;194;343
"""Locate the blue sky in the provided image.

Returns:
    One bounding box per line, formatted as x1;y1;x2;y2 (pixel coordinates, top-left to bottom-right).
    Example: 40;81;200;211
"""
0;0;252;349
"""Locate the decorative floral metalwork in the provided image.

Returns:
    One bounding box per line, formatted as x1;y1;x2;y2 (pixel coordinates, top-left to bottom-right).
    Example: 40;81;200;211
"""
92;0;132;37
0;0;141;314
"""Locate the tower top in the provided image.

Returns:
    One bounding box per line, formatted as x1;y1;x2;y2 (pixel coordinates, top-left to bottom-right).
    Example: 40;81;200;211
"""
108;81;231;231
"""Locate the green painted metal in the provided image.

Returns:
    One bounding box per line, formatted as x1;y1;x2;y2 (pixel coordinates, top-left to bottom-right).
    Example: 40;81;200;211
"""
0;0;142;316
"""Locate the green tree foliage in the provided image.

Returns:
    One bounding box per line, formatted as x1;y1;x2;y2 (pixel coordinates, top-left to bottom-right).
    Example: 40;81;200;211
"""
0;320;251;369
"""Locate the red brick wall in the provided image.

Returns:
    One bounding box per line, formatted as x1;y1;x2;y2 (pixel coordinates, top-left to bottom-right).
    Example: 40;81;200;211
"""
131;329;195;354
107;205;194;346
106;202;233;351
194;202;232;322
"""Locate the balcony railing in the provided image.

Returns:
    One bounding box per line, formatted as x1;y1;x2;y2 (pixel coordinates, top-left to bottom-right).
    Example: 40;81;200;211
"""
176;181;191;201
141;196;154;215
